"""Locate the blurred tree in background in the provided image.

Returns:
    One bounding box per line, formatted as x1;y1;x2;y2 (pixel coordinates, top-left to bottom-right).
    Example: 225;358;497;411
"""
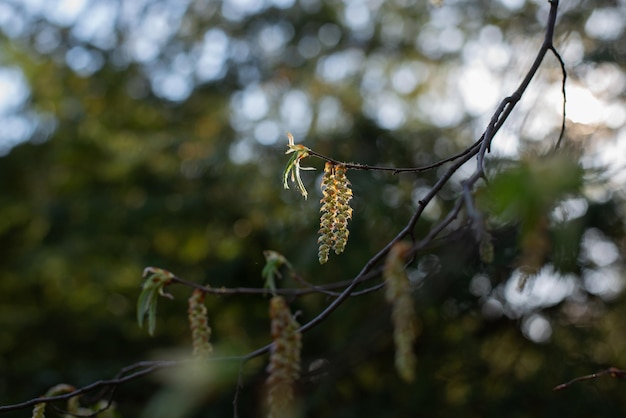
0;0;625;416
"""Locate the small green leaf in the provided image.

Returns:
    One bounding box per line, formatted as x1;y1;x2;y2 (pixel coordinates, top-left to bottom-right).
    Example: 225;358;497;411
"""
262;250;293;293
283;133;314;199
136;285;155;327
137;286;159;333
137;267;175;336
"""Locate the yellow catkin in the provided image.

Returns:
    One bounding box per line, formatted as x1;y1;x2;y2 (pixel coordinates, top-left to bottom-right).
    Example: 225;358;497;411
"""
188;289;213;358
266;296;301;418
384;242;418;382
318;163;353;264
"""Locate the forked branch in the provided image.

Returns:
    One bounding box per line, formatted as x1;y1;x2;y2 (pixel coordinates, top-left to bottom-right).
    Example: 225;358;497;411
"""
0;0;567;415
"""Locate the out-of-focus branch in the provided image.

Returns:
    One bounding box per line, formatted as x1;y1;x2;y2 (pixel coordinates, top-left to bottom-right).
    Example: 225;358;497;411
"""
170;271;382;296
0;360;179;413
553;367;626;391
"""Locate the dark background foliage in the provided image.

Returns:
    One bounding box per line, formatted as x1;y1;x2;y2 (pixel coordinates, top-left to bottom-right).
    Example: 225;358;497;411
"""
0;0;625;416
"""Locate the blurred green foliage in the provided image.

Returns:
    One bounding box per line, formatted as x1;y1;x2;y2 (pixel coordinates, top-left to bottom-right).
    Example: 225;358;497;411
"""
0;0;625;417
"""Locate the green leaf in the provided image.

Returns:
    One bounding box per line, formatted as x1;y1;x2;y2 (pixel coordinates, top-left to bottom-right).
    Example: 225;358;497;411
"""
137;267;175;336
282;151;302;190
262;250;293;293
283;133;314;199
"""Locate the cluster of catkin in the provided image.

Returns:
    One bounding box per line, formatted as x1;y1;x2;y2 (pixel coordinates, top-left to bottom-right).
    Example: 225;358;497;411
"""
266;295;302;418
188;288;213;358
384;242;418;383
318;162;353;264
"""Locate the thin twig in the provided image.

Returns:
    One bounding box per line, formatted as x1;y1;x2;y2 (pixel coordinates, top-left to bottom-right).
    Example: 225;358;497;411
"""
233;361;245;418
290;273;341;296
0;361;179;413
550;45;567;149
553;367;626;391
307;140;482;174
468;0;562;232
170;275;377;296
478;0;561;172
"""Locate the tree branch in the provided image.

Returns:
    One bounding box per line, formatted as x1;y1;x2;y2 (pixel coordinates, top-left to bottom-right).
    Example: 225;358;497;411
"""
477;0;561;172
307;140;482;174
553;367;626;391
0;0;565;415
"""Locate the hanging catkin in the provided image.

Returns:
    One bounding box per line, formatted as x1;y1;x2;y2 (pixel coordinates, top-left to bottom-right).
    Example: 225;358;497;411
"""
318;162;353;264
